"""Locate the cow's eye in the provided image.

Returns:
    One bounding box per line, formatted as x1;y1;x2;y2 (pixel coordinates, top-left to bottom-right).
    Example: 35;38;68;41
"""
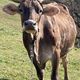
35;7;43;14
18;5;24;14
39;9;43;14
19;8;23;13
19;9;24;14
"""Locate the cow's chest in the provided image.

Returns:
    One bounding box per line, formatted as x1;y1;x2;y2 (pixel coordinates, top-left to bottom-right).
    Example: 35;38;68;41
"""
34;39;54;65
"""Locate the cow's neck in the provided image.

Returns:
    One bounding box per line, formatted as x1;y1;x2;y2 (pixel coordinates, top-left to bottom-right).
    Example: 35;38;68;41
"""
34;15;55;54
37;15;55;44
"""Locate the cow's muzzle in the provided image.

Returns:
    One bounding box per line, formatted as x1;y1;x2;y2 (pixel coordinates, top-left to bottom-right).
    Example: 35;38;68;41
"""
23;20;38;34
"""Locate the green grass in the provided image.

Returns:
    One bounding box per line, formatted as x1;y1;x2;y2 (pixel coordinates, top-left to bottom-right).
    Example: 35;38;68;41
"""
0;0;80;80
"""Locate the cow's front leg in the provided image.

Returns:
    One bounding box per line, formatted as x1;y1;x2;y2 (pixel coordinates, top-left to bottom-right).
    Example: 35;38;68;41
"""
33;58;46;80
62;56;68;80
29;47;45;80
27;48;45;80
51;48;60;80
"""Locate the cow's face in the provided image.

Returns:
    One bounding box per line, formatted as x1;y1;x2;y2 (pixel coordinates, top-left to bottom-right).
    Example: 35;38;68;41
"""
19;0;43;34
3;1;59;34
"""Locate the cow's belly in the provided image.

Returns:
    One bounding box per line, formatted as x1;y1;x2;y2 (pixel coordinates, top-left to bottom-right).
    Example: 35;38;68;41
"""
60;36;75;57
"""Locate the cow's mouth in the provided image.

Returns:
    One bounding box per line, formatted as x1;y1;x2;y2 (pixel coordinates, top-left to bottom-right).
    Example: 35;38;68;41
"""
23;26;37;34
25;30;36;34
23;26;37;39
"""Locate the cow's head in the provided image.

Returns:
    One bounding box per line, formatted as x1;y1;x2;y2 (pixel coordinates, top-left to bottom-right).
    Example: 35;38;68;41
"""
3;0;59;34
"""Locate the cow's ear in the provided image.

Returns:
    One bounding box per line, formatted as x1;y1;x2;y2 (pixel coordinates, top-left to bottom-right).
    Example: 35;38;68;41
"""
43;6;60;16
3;3;18;15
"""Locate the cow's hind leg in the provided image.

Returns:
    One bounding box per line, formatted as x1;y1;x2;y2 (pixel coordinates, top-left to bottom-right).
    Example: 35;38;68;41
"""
33;58;46;80
62;56;68;80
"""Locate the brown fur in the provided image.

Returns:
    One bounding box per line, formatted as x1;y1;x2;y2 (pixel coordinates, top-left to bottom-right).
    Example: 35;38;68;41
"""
3;1;77;80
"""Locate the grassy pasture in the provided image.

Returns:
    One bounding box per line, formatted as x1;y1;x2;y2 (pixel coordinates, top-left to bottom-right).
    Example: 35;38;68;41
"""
0;0;80;80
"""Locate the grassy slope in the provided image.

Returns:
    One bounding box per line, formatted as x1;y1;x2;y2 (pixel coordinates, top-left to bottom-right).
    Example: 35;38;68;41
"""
0;0;80;80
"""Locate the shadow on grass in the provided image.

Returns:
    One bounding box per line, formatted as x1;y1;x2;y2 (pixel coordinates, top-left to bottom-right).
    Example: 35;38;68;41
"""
0;78;9;80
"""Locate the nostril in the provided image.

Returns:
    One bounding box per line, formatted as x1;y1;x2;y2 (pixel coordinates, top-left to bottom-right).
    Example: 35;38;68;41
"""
24;22;28;26
33;23;36;26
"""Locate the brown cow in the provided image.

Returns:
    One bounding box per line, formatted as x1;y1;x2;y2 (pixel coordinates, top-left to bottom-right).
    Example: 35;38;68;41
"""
3;0;77;80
